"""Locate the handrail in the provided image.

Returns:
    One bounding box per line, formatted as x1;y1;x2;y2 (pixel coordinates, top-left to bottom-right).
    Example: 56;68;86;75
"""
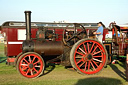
1;21;98;27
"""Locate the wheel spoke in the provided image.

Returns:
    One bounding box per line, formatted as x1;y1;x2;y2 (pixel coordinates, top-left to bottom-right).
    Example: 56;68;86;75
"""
77;30;85;35
89;43;95;53
91;60;99;68
26;68;30;75
32;57;36;63
31;70;33;75
87;43;90;53
83;43;87;53
79;62;85;68
21;66;28;71
35;65;41;68
29;55;32;63
76;59;83;64
21;64;28;66
84;62;87;71
66;36;74;42
93;50;102;55
90;61;96;71
79;47;86;54
23;59;29;64
33;67;38;73
93;56;102;58
91;45;98;54
93;58;102;63
75;55;83;58
76;51;84;56
88;61;90;71
33;60;40;65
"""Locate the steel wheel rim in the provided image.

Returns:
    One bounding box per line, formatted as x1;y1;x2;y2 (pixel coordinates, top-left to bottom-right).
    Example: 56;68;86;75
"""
19;54;43;78
74;40;106;74
15;52;22;67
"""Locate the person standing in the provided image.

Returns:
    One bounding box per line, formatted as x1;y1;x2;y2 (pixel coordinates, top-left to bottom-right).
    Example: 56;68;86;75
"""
93;22;105;43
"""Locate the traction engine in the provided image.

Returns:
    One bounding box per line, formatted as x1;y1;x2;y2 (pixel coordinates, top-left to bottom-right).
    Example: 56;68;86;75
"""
16;11;108;78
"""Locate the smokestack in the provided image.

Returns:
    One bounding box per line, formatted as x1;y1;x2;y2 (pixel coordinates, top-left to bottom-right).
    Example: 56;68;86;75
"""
24;11;31;40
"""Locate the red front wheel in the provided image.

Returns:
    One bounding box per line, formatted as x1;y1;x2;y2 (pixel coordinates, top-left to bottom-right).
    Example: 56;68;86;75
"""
17;52;45;78
70;38;108;75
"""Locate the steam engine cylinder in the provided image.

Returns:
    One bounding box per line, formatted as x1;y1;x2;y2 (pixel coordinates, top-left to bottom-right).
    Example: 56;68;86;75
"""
34;41;64;55
22;40;64;56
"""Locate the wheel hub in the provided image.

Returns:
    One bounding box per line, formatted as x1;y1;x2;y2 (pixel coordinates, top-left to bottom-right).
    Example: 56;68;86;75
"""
29;63;34;69
86;54;93;60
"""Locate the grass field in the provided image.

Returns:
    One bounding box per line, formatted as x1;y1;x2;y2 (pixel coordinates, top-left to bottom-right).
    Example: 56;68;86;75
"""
0;43;128;85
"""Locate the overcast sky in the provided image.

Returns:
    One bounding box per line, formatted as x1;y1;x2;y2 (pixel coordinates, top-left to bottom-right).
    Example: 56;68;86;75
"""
0;0;128;26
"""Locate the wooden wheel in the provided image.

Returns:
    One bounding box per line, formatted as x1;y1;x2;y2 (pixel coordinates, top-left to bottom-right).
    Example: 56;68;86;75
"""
70;38;108;75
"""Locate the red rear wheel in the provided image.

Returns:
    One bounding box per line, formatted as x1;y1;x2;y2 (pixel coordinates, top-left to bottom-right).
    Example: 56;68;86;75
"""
70;38;108;75
17;52;45;78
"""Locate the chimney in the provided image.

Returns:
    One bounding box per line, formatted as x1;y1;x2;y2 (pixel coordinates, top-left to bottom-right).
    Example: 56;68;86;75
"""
24;11;31;40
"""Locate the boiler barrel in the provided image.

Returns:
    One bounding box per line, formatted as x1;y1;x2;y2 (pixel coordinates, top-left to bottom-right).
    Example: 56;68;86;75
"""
34;41;64;56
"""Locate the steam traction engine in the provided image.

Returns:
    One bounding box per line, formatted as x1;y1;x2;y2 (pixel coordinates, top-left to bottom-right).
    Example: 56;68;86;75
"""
16;11;108;78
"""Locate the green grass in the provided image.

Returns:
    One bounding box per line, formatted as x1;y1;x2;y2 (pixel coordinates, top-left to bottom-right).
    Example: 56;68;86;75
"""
0;43;4;50
0;43;6;63
0;43;128;85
